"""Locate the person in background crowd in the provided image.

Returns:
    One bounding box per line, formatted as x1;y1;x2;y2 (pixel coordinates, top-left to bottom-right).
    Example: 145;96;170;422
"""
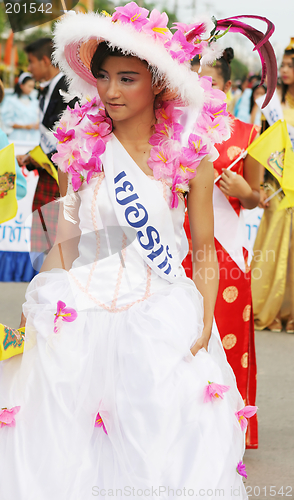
0;72;40;144
0;79;27;200
227;79;242;114
234;74;260;122
251;39;294;333
16;38;77;271
250;82;267;126
183;47;261;448
0;79;31;282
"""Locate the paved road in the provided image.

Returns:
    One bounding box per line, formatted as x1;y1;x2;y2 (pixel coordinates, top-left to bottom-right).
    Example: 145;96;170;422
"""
1;282;294;498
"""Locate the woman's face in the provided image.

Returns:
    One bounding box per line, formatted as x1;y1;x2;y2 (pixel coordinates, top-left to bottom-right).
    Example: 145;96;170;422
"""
280;55;294;86
252;86;266;102
96;55;158;124
20;79;35;95
198;65;226;92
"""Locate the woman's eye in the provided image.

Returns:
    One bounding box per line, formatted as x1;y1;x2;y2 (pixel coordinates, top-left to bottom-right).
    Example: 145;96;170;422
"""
121;77;133;83
97;73;107;80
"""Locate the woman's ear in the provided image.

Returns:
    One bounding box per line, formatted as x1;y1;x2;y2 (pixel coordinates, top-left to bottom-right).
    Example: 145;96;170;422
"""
153;82;165;96
224;80;232;94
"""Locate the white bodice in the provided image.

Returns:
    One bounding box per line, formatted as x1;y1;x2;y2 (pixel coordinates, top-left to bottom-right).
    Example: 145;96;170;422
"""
68;173;189;312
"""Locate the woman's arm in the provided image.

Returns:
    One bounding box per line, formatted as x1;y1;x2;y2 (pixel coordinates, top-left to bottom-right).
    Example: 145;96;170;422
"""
218;154;260;209
187;156;219;356
39;170;81;272
19;171;81;328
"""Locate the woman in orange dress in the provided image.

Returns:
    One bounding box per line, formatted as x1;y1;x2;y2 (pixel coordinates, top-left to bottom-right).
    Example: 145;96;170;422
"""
183;48;261;448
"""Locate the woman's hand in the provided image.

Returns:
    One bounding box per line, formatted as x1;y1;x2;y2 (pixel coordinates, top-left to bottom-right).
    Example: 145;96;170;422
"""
19;312;26;329
190;329;211;356
219;169;251;199
259;187;269;208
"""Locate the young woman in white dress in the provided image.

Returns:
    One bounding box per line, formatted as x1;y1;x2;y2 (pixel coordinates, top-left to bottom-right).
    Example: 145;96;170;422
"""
0;5;277;499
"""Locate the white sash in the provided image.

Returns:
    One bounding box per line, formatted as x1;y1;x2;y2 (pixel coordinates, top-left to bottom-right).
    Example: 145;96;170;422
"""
256;91;294;147
103;135;182;283
213;185;251;272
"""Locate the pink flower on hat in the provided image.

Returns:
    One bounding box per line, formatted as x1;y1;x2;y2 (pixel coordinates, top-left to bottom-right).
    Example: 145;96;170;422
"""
235;406;258;432
142;9;171;41
236;461;247;479
165;30;197;63
54;300;78;334
172;21;206;38
0;406;20;427
204;381;230;402
112;2;149;30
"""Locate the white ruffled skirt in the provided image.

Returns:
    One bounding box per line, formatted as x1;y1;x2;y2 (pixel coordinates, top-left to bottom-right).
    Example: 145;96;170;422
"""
0;270;247;499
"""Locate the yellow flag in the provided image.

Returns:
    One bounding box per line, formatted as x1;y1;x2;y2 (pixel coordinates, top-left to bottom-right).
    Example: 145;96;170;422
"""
0;143;18;224
247;120;294;209
29;145;59;185
279;130;294;209
247;120;286;181
0;323;25;360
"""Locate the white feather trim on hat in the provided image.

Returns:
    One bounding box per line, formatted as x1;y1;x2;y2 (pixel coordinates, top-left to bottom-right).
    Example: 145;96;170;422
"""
52;11;205;109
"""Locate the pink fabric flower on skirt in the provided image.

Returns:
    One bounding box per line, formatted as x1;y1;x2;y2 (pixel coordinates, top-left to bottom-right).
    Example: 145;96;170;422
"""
54;300;78;334
204;381;230;402
95;412;108;435
112;2;149;30
0;406;20;427
235;406;258;432
236;461;247;479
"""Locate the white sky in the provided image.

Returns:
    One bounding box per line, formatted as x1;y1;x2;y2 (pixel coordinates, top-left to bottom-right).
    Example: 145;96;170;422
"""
114;0;294;70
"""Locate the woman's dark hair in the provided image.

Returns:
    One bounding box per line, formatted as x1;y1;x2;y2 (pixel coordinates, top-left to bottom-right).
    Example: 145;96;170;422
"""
191;54;201;68
281;48;294;103
249;81;267;113
214;47;234;83
14;75;34;97
91;41;127;78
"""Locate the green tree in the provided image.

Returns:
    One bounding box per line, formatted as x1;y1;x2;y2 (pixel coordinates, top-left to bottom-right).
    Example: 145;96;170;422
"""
93;0;115;14
22;27;51;44
231;58;248;82
0;2;9;36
